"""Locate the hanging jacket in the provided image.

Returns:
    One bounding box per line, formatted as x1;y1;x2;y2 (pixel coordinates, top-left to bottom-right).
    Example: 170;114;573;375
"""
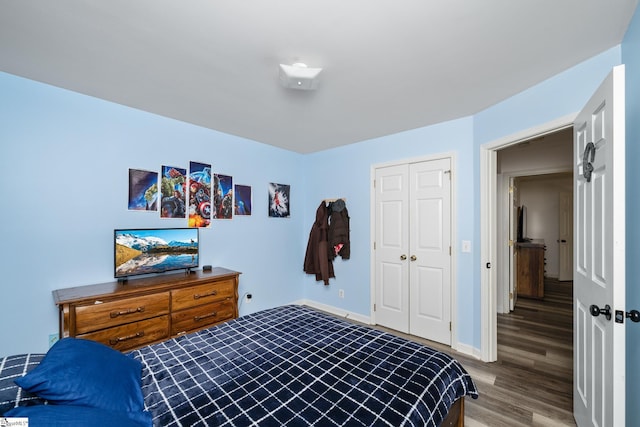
303;202;334;285
328;203;350;260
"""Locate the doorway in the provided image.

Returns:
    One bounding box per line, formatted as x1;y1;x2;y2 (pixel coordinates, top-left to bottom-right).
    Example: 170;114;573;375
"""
479;114;575;362
497;152;574;315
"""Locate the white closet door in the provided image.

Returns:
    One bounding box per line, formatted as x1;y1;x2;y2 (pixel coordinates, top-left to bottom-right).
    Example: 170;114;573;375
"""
374;157;452;345
409;158;451;344
374;164;410;333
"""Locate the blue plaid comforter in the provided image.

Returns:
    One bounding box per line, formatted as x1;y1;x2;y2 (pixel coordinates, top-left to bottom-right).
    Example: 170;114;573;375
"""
130;305;478;426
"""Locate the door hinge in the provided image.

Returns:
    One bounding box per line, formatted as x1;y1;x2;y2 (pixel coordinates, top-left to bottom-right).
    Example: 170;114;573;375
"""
373;241;376;250
444;170;451;180
373;303;376;312
449;322;452;331
373;179;376;188
509;292;513;300
508;239;514;247
449;246;452;256
509;186;514;194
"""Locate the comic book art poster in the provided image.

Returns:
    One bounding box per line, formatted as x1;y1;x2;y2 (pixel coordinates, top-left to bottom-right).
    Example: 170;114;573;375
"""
160;166;187;219
268;183;290;218
128;169;158;211
213;174;234;219
188;161;212;228
234;184;252;216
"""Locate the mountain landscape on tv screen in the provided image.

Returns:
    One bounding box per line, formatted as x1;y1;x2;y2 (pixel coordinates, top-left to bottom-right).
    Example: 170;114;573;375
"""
115;232;198;277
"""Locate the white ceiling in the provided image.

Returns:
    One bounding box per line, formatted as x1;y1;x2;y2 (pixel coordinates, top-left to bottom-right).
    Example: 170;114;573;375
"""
0;1;636;153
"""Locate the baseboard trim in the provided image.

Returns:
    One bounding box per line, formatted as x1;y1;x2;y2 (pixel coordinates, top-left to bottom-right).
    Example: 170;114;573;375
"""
292;299;371;325
292;299;483;359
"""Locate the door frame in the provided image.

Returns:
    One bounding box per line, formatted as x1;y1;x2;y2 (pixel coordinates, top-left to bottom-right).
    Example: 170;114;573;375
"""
370;151;459;350
480;113;576;362
499;168;572;314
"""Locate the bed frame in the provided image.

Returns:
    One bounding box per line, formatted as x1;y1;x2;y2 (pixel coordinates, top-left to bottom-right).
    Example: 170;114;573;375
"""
440;397;465;427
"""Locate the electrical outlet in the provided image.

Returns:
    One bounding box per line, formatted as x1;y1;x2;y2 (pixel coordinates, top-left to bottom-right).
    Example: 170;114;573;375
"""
245;293;252;304
48;333;59;348
339;289;345;298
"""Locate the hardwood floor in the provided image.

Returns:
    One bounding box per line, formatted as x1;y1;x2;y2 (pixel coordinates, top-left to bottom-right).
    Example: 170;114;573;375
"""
378;278;575;426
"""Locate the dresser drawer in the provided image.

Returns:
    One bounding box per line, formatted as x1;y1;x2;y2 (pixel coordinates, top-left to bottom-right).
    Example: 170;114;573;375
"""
171;279;235;311
75;292;170;334
171;299;235;335
78;315;169;352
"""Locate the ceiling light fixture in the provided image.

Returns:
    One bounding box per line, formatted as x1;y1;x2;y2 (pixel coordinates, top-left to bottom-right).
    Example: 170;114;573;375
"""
279;62;322;90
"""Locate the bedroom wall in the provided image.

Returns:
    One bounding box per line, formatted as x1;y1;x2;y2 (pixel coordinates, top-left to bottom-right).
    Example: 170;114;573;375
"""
301;117;475;345
0;39;633;370
0;72;307;355
301;47;623;352
622;4;640;421
471;46;622;346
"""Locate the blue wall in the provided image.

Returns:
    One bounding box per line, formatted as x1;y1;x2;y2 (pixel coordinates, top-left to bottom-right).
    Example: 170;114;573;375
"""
622;4;640;421
0;73;306;354
302;118;476;345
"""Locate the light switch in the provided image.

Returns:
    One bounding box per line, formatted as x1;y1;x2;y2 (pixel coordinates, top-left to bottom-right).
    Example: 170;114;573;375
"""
462;240;471;253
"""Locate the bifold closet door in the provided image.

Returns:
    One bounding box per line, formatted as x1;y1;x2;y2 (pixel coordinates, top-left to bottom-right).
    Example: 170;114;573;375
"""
374;158;451;345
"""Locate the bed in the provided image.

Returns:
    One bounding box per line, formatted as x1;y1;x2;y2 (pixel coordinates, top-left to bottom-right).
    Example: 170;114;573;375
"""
1;305;477;426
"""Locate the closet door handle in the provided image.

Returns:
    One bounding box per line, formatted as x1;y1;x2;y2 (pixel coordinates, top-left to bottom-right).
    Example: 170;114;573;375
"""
400;255;407;260
410;255;417;261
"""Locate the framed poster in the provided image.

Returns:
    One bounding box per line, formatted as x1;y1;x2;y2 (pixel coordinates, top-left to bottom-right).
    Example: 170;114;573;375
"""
268;182;290;218
188;161;212;228
128;168;158;211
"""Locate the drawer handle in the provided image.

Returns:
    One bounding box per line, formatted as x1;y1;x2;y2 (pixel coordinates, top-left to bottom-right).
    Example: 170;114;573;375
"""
110;307;145;318
109;331;144;345
193;290;217;300
194;312;218;322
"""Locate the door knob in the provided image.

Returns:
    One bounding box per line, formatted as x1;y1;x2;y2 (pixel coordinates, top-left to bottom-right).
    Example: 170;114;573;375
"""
615;309;640;323
400;254;407;260
590;304;612;321
410;255;417;261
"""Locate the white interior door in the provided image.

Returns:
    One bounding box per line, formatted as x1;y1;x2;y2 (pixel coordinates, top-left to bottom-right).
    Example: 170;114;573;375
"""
558;191;573;281
409;158;451;344
573;65;625;427
374;164;409;333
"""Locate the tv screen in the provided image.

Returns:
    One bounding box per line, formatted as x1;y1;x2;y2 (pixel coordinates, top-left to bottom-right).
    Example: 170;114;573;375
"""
114;228;199;279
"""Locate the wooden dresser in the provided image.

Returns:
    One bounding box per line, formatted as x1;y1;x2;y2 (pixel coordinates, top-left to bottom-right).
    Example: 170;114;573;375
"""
516;240;545;299
53;267;240;352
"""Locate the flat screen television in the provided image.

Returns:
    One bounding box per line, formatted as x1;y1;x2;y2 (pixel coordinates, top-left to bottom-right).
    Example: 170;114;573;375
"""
114;228;199;279
517;205;528;242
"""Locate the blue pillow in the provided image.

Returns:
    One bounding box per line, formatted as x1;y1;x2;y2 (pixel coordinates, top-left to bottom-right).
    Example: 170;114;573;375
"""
14;338;145;414
5;404;152;427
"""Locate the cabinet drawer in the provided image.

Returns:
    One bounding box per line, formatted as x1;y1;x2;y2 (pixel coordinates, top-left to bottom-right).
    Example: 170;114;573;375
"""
171;280;235;311
75;292;170;334
171;299;235;335
78;315;169;352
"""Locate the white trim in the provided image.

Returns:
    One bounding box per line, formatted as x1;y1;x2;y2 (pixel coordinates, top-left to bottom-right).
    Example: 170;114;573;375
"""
369;151;458;350
479;114;576;362
292;299;371;325
455;342;482;360
294;298;480;360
